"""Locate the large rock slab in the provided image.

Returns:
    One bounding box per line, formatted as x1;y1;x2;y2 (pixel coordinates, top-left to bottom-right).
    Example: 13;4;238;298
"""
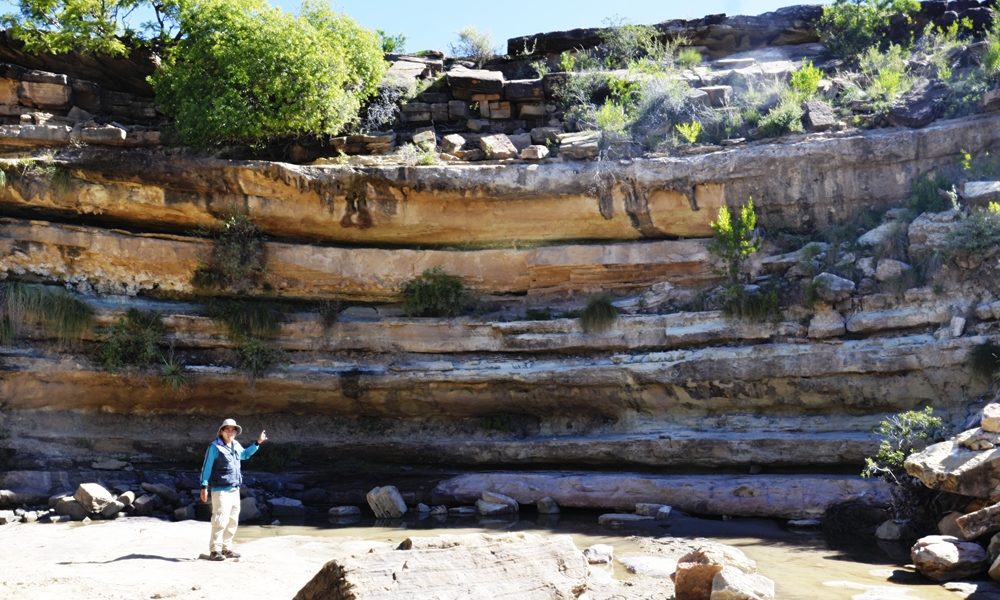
366;485;407;518
906;429;1000;501
433;472;891;518
293;532;587;599
74;482;114;514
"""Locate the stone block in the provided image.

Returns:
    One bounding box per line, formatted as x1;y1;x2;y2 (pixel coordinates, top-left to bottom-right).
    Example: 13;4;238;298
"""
481;490;519;512
466;118;489;132
983;403;1000;434
912;535;988;582
18;81;71;109
80;125;127;145
517;102;547;117
804;99;838;131
430;102;449;121
141;482;179;506
808;308;845;339
487;101;512;119
471;93;501;102
699;85;732;107
520;144;549;160
75;483;115;514
505;78;544;100
711;566;776;600
556;130;600;159
686;88;711;107
100;500;125;519
0;78;17;104
530;126;562;145
441;133;466;154
173;504;196;521
597;513;653;527
963;181;1000;206
812;272;855;302
268;496;305;518
240;496;261;522
448;100;468;119
981;88;1000;112
0;124;71;146
448;67;505;99
508;133;531;151
54;497;88;521
132;493;158;516
411;127;436;151
328;505;362;517
536;496;560;514
479;133;518;159
584;543;614;564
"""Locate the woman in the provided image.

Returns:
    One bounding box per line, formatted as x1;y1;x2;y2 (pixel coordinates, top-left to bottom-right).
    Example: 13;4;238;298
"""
199;418;267;561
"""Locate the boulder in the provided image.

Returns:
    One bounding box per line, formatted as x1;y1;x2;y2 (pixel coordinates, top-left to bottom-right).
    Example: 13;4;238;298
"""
293;533;587;600
983;403;1000;434
584;543;614;564
674;545;758;600
803;99;837;131
141;482;178;506
808;308;845;339
536;496;560;514
447;67;505;100
239;496;262;522
700;85;733;108
328;506;362;517
74;483;115;514
938;512;964;538
857;221;905;248
911;535;988;582
529;126;562;145
888;79;949;128
505;79;544;100
964;181;1000;206
876;519;912;541
173;504;196;521
635;503;670;517
411;128;436;151
80;125;127;145
117;490;135;507
481;490;519;512
619;555;675;578
711;565;776;600
812;272;855;302
982;88;1000;113
269;496;305;518
476;499;515;516
131;493;158;517
0;510;17;524
875;259;912;282
100;500;125;519
54;497;88;521
908;210;960;256
366;485;407;518
440;133;466;154
989;532;1000;563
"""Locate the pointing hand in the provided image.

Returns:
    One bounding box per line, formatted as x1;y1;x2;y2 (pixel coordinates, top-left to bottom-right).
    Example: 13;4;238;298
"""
258;430;268;444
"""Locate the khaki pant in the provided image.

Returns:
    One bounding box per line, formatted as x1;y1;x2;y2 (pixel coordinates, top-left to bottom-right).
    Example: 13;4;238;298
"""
209;488;241;553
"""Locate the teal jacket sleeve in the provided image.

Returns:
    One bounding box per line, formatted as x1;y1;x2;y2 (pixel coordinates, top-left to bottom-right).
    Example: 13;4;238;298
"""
200;442;219;487
239;441;260;460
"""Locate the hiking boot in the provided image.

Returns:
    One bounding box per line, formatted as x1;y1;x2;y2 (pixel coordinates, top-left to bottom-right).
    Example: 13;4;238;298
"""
222;549;241;559
208;551;225;561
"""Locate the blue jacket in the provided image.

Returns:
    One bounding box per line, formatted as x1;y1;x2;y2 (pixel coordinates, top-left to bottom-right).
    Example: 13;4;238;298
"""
200;437;259;491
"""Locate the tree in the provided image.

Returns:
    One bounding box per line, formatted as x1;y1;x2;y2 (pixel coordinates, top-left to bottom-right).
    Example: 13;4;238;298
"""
150;0;386;146
708;198;760;288
1;0;181;55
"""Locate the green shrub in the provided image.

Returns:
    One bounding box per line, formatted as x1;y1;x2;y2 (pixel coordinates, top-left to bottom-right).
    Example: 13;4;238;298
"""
862;406;945;484
944;202;1000;258
674;120;702;144
596;19;663;68
0;282;94;345
676;48;702;68
402;267;467;317
907;172;954;213
969;342;1000;380
192;214;266;294
151;0;385;146
579;294;619;333
449;26;496;65
595;102;630;136
852;43;913;112
161;349;188;392
206;300;282;340
985;19;1000;78
709;198;761;287
558;51;577;73
790;59;823;98
100;309;164;371
234;337;286;384
377;29;405;54
758;94;804;138
818;0;920;61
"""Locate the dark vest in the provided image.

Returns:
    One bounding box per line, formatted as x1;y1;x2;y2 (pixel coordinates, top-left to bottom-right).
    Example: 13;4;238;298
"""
209;438;243;489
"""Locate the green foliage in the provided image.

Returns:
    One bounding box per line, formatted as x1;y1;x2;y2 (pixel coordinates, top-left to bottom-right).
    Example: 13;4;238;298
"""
907;172;954;213
862;406;945;484
579;294;618;333
944;202;1000;258
607;76;641;107
758;93;804;138
983;18;1000;79
100;308;164;371
674;120;701;144
969;342;1000;380
205;300;282;340
402;267;468;317
849;43;912;112
377;29;405;54
0;0;178;55
596;19;663;69
160;349;188;392
818;0;920;61
234;337;286;384
151;0;386;146
676;48;702;69
558;51;576;73
0;282;94;345
530;59;549;78
709;198;761;286
790;59;823;98
192;214;266;294
449;26;496;65
595;102;630;136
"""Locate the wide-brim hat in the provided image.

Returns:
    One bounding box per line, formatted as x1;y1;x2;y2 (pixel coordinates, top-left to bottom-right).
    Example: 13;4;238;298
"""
218;418;242;437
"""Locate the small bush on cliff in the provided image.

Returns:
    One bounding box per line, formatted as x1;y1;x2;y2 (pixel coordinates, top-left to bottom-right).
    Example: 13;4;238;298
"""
944;202;1000;259
151;0;385;146
0;282;93;346
402;268;468;317
192;214;267;294
790;59;823;98
579;294;618;333
100;308;165;371
709;198;761;288
449;27;497;66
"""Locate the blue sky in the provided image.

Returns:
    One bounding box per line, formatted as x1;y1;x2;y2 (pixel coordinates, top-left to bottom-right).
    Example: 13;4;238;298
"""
318;1;829;52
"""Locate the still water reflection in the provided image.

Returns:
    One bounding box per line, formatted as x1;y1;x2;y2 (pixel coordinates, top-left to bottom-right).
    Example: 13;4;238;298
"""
242;510;965;599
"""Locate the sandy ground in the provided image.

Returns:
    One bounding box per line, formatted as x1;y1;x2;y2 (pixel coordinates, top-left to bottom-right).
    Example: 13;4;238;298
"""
0;518;391;599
